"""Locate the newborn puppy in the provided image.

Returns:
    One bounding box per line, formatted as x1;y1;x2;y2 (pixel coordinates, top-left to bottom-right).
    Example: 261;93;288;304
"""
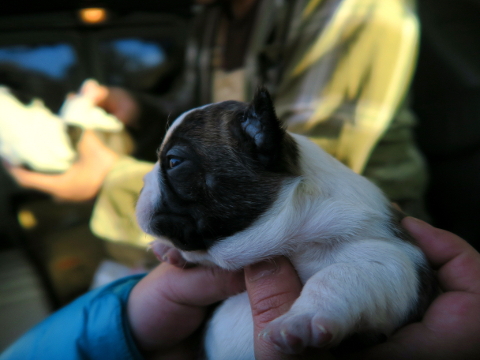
136;88;437;359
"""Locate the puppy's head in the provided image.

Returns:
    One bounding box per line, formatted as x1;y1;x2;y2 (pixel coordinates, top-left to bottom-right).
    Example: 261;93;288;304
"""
136;88;299;251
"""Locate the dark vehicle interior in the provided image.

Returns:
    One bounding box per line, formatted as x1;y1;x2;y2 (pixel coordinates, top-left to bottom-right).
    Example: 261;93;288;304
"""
0;0;479;352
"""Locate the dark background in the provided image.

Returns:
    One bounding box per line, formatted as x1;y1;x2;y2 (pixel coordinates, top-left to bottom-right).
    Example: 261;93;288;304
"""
412;0;480;246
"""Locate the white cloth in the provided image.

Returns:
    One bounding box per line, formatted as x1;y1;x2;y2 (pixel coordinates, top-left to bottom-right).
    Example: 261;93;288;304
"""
59;79;123;132
0;80;124;172
0;87;76;172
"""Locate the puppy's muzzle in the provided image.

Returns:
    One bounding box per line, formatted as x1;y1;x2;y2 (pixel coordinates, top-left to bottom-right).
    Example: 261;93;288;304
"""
150;211;207;251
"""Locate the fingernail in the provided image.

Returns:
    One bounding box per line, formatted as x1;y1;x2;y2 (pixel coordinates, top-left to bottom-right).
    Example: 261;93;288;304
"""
391;202;402;211
403;216;423;224
402;216;433;231
247;260;279;282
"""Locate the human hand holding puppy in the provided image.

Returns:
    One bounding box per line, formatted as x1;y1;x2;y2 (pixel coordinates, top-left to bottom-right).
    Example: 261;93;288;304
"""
353;217;480;360
127;261;246;360
128;245;331;360
128;218;480;360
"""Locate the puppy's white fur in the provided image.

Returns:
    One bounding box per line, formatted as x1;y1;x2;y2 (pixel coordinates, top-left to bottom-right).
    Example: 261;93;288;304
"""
137;125;427;358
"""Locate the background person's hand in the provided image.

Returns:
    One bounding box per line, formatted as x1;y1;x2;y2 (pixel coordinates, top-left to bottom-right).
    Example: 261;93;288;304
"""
4;130;118;201
127;261;245;360
94;86;141;128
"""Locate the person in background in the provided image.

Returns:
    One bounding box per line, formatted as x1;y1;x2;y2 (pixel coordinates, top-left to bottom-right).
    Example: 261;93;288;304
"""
7;0;427;249
1;218;479;359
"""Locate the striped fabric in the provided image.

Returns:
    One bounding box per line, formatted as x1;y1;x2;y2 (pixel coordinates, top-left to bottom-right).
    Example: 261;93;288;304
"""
264;0;419;174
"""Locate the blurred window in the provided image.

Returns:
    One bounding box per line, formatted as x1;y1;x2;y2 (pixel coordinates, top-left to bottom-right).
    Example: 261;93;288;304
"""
0;43;81;111
99;37;179;93
0;44;76;80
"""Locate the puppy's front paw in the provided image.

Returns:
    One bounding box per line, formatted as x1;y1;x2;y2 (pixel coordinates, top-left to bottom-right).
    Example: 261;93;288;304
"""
262;312;339;354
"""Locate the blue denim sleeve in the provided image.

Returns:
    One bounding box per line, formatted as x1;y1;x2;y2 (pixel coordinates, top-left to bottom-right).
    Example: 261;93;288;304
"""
0;274;146;360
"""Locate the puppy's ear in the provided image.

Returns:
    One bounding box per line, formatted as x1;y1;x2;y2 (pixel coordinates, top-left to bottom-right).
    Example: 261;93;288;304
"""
240;87;285;168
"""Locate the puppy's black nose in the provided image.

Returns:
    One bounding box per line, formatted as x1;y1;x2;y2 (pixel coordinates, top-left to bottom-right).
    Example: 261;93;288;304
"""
150;212;207;251
170;237;206;252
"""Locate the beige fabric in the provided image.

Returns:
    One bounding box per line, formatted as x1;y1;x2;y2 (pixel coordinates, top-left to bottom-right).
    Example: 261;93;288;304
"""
90;156;154;248
212;68;247;103
93;130;134;157
279;0;419;174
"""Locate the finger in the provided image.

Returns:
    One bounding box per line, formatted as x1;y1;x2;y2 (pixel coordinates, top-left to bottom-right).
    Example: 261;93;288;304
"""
158;262;246;307
351;322;435;360
402;217;474;268
88;84;109;105
245;256;303;360
128;263;246;351
354;292;480;360
402;217;480;293
245;257;301;330
97;87;139;125
148;241;172;261
149;240;192;268
76;130;111;156
391;202;402;211
135;264;243;346
7;166;61;190
8;165;94;201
